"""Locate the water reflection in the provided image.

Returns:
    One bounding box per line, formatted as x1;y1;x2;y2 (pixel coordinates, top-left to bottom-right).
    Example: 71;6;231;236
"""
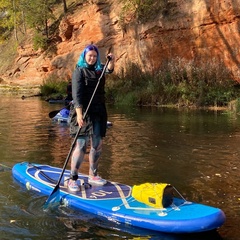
0;97;239;239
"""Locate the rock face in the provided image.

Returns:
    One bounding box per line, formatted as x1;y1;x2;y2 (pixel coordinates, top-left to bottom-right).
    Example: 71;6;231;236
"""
2;0;240;85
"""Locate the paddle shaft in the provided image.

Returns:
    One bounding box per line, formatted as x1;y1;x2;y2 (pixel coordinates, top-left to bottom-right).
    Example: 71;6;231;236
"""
45;56;111;202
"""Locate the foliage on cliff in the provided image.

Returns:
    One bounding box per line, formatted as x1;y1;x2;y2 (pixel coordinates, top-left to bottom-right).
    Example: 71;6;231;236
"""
0;0;240;109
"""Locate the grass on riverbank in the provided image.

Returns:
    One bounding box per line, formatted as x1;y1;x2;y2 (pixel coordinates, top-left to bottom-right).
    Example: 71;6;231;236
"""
40;74;69;99
105;57;240;108
40;57;240;113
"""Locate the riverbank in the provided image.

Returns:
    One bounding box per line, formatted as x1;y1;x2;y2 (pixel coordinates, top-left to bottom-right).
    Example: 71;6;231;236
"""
1;83;239;115
0;84;41;96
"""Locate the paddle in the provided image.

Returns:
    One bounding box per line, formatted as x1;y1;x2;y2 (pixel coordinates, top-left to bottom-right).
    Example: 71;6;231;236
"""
43;56;112;210
49;109;64;118
49;109;62;118
48;103;72;119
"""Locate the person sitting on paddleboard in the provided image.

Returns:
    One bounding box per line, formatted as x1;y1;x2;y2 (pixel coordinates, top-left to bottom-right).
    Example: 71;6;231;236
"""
65;80;73;101
68;44;115;191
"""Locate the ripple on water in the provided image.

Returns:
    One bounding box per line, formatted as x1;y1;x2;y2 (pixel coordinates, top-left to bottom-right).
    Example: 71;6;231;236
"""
0;98;239;239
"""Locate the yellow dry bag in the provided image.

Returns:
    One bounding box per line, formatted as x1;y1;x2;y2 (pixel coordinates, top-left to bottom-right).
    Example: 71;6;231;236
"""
132;183;173;208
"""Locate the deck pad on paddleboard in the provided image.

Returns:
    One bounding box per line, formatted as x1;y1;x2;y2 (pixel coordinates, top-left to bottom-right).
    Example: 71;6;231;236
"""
26;163;131;200
12;162;226;233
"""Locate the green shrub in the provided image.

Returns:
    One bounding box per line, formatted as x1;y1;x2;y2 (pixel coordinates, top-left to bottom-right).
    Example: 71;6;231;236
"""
40;74;68;97
33;33;48;51
120;0;175;25
106;58;240;107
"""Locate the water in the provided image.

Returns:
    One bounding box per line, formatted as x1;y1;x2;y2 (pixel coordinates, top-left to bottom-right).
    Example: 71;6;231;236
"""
0;96;239;239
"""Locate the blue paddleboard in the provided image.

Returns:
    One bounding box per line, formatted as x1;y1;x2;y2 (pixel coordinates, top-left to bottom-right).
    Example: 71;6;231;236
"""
12;162;225;234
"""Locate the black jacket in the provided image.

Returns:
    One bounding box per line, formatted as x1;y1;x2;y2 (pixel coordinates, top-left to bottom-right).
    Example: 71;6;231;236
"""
69;65;109;137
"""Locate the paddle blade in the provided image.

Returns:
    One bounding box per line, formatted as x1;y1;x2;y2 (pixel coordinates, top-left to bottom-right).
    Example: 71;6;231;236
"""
48;110;60;118
43;186;61;211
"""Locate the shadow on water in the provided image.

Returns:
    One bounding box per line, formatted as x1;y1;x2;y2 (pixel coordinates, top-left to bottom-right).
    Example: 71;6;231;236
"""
53;207;224;240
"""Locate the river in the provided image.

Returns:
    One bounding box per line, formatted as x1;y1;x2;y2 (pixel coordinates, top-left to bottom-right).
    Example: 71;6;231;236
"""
0;96;239;239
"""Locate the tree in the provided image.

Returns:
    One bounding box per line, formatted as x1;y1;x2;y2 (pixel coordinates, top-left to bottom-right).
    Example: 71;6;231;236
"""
0;0;29;41
0;0;65;47
62;0;67;13
0;0;16;40
21;0;55;38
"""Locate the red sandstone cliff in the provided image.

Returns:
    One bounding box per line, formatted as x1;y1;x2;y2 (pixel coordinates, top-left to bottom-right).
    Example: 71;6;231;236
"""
1;0;240;86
